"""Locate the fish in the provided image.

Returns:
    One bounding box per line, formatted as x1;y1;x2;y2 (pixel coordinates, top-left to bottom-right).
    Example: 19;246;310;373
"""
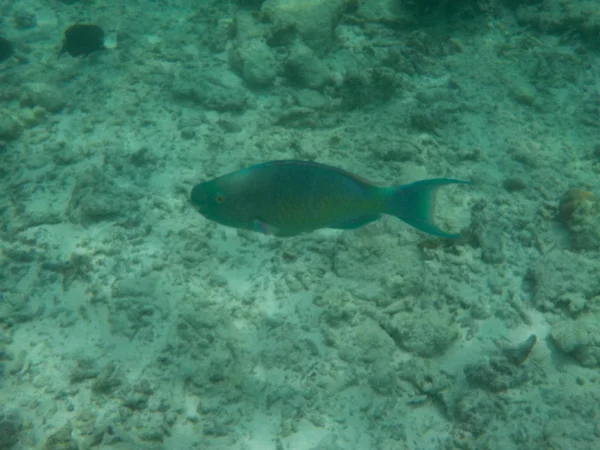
60;24;106;57
190;160;470;238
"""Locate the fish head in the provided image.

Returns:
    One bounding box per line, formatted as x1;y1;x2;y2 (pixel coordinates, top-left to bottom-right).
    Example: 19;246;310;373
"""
190;180;226;216
190;178;254;229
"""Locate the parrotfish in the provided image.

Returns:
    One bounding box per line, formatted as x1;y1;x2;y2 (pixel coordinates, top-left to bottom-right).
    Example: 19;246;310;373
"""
190;160;469;238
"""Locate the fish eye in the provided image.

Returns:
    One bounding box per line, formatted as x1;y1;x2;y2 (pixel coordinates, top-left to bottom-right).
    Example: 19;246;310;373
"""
215;194;225;204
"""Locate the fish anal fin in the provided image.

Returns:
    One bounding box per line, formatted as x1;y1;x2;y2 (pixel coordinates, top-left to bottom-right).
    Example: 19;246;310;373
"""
252;219;281;236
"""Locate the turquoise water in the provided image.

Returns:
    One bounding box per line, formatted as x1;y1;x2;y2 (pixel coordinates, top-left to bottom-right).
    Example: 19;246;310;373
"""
0;1;599;449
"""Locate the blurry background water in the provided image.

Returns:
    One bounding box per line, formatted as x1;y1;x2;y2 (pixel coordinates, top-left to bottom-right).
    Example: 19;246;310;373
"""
0;0;599;449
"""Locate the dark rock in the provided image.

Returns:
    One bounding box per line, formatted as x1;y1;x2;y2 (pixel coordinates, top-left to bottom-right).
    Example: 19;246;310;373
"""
44;422;78;450
0;410;23;449
0;37;13;63
464;356;529;392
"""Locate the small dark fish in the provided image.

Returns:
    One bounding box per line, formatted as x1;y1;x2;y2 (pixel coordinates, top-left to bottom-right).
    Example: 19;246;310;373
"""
190;160;470;238
0;36;14;63
60;24;105;57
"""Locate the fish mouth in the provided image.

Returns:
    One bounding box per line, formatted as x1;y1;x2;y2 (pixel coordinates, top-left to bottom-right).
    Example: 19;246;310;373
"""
190;184;209;212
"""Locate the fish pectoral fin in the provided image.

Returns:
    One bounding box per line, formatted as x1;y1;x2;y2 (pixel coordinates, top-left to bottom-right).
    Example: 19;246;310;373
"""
328;214;381;230
252;219;281;236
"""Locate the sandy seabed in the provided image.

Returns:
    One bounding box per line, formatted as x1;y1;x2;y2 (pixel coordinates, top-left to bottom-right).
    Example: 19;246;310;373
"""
1;1;600;449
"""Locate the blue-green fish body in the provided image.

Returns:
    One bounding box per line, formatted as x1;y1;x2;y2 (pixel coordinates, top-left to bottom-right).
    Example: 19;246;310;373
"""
190;160;469;238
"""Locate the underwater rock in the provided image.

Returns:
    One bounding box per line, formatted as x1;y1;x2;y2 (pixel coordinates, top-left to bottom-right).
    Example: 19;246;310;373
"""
40;252;93;292
464;355;530;392
0;114;22;141
0;410;23;449
229;39;278;86
368;363;397;394
21;83;67;113
44;422;78;450
558;189;599;223
352;318;397;365
516;2;600;42
123;393;148;411
67;167;141;224
550;314;600;367
382;309;459;357
262;0;346;54
527;251;599;313
284;42;329;89
111;275;158;298
294;89;327;110
502;177;527;192
557;189;600;251
452;390;500;437
234;10;264;41
60;24;105;57
70;358;100;383
273;106;317;128
566;214;600;251
496;334;537;366
398;358;456;398
473;219;506;265
172;70;250;112
136;412;168;442
235;0;264;7
355;0;414;26
337;67;397;110
92;361;123;394
12;9;37;29
0;293;45;326
578;91;600;128
316;289;357;328
0;37;13;63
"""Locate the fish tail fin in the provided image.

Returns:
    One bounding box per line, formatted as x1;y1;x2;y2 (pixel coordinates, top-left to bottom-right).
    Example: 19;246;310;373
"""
383;178;470;238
